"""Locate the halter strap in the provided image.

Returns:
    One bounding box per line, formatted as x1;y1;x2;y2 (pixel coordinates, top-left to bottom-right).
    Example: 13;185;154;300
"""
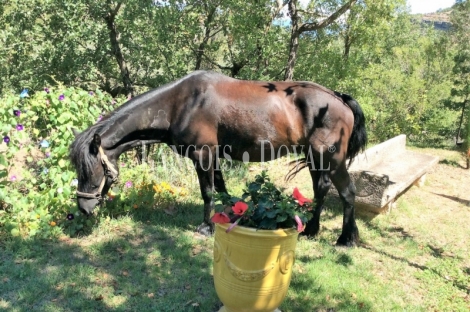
99;146;118;177
76;146;118;201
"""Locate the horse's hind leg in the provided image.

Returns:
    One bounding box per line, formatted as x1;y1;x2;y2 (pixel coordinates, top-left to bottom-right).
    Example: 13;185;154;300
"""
303;168;332;237
330;163;359;246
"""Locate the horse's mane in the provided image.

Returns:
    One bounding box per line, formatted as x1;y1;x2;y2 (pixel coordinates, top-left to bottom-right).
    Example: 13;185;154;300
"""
69;93;142;183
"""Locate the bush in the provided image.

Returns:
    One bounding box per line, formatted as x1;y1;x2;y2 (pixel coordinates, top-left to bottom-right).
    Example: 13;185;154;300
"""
0;87;120;238
0;87;198;239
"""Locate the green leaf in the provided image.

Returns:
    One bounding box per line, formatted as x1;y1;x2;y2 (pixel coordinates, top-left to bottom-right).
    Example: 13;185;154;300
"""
259;218;277;230
266;209;279;218
58;159;66;168
276;214;288;223
10;228;20;236
61;172;69;181
0;155;7;166
248;182;261;193
0;170;7;179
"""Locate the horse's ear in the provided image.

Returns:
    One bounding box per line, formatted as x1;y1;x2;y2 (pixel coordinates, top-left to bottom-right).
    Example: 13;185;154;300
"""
90;133;101;155
71;128;81;137
93;133;101;147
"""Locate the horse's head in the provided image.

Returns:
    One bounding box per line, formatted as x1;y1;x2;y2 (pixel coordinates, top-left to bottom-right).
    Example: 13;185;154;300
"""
70;131;119;216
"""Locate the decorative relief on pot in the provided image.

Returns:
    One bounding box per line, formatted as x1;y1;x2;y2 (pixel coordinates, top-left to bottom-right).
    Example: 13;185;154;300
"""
279;250;295;274
224;255;274;282
213;241;221;263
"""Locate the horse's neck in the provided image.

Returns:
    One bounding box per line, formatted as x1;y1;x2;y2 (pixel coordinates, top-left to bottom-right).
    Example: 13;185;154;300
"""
99;93;173;155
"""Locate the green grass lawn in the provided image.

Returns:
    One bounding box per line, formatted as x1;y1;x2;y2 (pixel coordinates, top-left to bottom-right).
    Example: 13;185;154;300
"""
1;149;469;311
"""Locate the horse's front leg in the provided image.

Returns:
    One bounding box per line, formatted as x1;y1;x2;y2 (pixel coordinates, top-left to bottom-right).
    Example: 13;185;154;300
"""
193;149;216;236
214;158;229;194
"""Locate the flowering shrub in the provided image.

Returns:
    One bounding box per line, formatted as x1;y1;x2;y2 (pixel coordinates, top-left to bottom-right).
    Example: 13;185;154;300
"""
102;163;189;215
211;171;313;232
0;87;122;238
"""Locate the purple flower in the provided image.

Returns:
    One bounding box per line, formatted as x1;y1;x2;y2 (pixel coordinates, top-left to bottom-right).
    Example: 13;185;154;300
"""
13;110;21;117
67;213;74;220
10;175;17;182
16;124;24;131
120;162;126;167
3;136;10;144
45;152;51;158
125;181;133;188
89;91;94;96
44;88;50;93
58;94;65;101
97;115;103;122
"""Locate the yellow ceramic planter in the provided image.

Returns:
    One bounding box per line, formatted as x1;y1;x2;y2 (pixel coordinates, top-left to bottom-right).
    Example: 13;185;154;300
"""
213;223;299;312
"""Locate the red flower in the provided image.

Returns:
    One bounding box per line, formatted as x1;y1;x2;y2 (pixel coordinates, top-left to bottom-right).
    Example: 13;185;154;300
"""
292;188;312;206
232;201;248;215
294;215;304;232
211;212;230;223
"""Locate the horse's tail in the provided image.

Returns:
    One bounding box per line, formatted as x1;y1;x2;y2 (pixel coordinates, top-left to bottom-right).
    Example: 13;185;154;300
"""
337;92;367;167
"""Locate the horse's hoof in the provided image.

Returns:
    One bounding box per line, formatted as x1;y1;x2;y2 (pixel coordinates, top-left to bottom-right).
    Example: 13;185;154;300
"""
335;233;359;247
302;222;320;238
196;222;214;236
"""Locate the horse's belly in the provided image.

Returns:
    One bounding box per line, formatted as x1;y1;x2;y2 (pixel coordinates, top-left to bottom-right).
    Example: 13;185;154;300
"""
217;138;304;163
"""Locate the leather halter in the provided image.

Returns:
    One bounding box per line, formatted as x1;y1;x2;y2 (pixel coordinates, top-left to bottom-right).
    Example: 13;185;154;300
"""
76;146;118;202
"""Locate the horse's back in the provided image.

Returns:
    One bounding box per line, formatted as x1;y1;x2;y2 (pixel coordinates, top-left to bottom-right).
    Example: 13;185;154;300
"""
174;71;355;156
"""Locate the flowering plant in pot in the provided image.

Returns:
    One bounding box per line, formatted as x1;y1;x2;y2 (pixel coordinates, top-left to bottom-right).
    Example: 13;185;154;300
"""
211;171;313;232
211;171;313;312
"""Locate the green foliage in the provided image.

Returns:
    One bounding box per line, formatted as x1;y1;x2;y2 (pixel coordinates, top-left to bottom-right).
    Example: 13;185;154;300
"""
0;87;121;238
449;1;470;151
0;0;461;147
295;4;456;144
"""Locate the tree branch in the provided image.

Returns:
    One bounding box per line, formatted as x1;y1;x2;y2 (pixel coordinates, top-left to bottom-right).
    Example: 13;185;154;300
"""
299;0;357;33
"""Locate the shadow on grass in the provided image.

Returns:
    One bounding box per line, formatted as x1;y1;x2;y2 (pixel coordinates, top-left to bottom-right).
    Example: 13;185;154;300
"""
360;222;470;294
291;245;374;311
0;200;220;311
438;159;466;169
432;192;470;206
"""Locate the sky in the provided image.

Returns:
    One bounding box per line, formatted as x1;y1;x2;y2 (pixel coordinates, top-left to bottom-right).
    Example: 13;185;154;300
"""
407;0;455;14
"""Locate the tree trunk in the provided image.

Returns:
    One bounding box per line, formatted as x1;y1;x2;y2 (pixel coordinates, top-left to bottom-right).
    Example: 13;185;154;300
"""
343;23;352;61
284;0;300;81
456;99;467;144
284;0;357;81
195;6;217;70
104;3;134;97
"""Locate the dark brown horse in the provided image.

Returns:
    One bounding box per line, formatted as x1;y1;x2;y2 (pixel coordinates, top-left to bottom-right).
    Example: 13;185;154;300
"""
70;71;367;246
